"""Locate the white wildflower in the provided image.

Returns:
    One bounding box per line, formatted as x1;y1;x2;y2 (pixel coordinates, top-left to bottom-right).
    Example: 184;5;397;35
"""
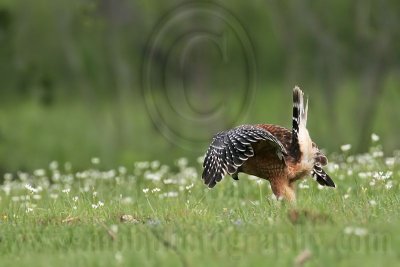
118;166;127;175
121;197;133;205
115;251;123;263
372;172;382;180
82;185;90;192
354;227;368;236
340;144;352;152
197;155;205;165
373;171;392;180
91;157;100;165
361;186;368;193
163;178;177;184
385;171;393;179
346;156;354;163
144;172;161;181
372;151;384;158
345;226;368;236
49;161;59;170
151;160;160;170
26;207;34;213
159;191;178;198
4;173;12;181
72;196;79;202
33;194;42;200
369;200;377;206
2;184;11;195
52;172;61;181
385;157;395;167
371;133;380;142
18;172;29;182
180;167;198;180
385;181;393;190
98;201;104;207
34;169;46;176
298;181;309;189
358;172;371;179
25;184;39;193
110;224;118;234
159;165;170;174
20;195;28;201
344;226;353;235
166;191;178;197
92;204;98;209
142;188;149;194
151;188;161;193
177;158;188;168
62;188;70;194
135;161;150;170
75;172;86;179
185;183;194;190
327;163;339;173
104;170;116;179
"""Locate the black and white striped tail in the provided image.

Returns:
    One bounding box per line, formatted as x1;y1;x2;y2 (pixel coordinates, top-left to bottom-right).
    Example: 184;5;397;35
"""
291;86;308;158
312;163;335;187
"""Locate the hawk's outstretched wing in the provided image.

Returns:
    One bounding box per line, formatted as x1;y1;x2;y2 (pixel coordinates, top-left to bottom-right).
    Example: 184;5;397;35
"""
202;125;287;188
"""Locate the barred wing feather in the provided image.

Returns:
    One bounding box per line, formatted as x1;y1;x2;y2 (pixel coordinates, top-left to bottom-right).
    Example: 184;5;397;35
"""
202;125;287;188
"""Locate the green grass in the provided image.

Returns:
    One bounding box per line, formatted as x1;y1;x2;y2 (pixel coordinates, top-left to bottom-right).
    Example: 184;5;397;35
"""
1;80;400;173
1;140;399;267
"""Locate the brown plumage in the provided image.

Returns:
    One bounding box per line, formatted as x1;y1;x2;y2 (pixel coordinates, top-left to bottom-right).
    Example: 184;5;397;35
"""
202;87;335;201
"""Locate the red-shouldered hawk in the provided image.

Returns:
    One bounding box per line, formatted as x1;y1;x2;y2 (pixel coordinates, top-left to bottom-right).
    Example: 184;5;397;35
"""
202;86;335;201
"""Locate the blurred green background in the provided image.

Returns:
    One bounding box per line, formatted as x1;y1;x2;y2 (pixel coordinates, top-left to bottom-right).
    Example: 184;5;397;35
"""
0;0;399;174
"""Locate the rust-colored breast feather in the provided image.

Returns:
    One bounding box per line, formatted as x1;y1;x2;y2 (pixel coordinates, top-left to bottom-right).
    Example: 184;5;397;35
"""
240;124;292;181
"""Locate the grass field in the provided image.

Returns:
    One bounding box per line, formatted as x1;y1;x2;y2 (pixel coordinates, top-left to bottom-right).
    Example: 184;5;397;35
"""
1;137;399;267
